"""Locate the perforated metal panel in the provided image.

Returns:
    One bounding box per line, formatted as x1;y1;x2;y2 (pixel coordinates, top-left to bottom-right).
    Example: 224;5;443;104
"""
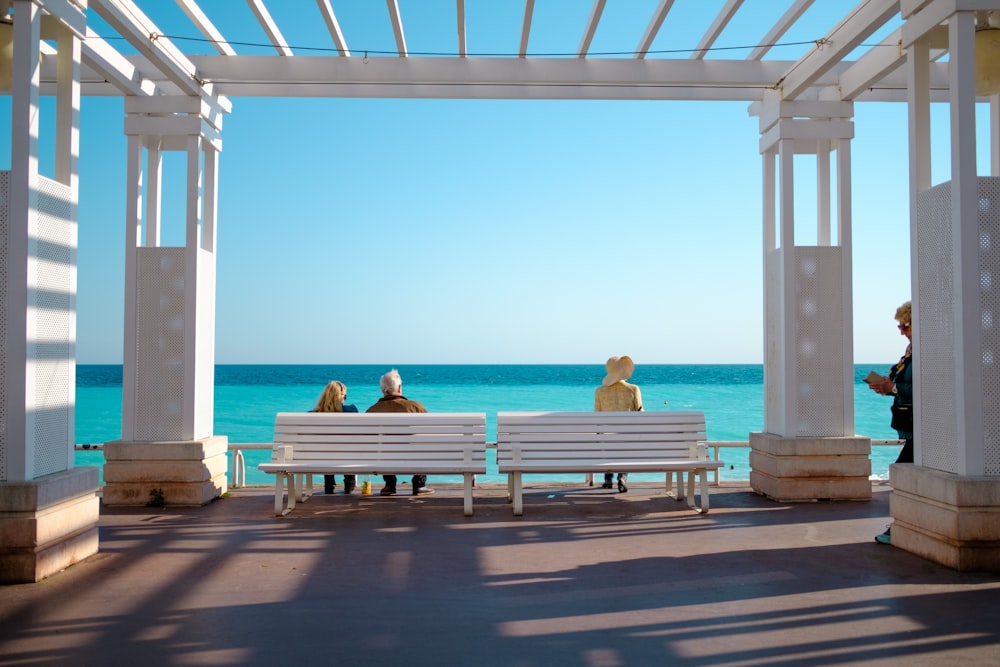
916;177;1000;476
795;247;846;436
764;246;848;437
133;247;187;441
915;181;958;473
0;172;8;481
764;249;784;434
981;179;1000;475
29;176;75;477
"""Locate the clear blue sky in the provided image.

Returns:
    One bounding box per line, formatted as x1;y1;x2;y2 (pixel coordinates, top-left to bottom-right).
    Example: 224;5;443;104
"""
3;3;997;365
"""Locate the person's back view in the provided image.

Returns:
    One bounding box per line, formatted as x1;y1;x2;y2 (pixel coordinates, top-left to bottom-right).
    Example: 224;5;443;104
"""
311;380;359;494
366;369;434;496
595;355;643;492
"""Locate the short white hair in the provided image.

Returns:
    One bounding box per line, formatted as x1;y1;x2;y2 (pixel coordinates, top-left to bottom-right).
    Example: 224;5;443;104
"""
380;369;402;396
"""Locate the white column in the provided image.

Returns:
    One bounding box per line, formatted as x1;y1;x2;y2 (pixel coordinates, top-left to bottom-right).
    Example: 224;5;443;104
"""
106;98;228;507
3;1;41;481
751;100;869;502
0;0;99;584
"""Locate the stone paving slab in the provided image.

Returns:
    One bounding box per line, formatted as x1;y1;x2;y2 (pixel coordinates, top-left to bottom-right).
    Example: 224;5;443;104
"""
1;482;999;666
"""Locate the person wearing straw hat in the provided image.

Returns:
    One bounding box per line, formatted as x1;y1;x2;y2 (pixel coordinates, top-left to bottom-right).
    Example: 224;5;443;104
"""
595;355;643;492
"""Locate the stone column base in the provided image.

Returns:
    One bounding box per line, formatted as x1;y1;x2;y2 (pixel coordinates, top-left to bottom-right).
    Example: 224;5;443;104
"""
889;464;1000;572
750;432;872;502
0;467;101;584
102;436;228;507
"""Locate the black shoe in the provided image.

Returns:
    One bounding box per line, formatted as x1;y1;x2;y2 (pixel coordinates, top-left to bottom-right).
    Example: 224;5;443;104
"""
618;480;628;493
413;487;435;496
601;482;614;489
380;487;397;496
344;484;355;495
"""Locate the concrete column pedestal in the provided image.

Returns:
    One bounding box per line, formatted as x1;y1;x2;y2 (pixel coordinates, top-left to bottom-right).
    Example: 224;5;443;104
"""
889;464;1000;572
102;436;228;507
750;432;872;501
0;468;101;584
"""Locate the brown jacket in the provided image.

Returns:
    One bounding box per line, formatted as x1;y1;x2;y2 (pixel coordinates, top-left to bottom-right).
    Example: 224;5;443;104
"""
365;395;427;414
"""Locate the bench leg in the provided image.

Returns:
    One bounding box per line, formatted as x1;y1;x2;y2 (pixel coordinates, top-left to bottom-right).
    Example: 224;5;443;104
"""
586;472;594;486
295;474;312;503
512;473;523;516
668;471;686;502
274;473;296;516
463;473;474;516
685;470;710;514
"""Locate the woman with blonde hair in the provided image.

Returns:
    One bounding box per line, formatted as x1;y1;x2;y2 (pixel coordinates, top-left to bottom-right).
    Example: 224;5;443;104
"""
312;380;358;494
866;300;913;544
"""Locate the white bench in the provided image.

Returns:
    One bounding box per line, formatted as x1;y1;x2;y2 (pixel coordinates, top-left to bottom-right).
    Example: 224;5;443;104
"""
496;410;722;516
259;412;487;516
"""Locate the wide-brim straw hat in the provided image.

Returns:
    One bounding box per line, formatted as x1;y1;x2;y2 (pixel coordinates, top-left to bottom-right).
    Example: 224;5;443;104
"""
602;355;635;386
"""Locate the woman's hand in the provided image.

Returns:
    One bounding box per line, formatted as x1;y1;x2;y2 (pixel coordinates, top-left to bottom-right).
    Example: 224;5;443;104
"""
870;377;895;395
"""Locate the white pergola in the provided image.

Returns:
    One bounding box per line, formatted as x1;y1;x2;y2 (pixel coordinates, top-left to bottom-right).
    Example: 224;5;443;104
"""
2;0;1000;582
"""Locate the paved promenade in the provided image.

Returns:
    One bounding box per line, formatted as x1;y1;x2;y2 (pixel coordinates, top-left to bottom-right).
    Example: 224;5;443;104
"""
2;481;999;666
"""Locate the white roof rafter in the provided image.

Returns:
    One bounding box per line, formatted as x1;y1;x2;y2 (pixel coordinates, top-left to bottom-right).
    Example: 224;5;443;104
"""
777;0;899;100
457;0;467;57
89;0;204;95
519;0;534;58
175;0;235;56
690;0;744;60
246;0;292;57
386;0;407;57
634;0;675;60
577;0;607;58
747;0;816;61
316;0;349;57
28;0;969;107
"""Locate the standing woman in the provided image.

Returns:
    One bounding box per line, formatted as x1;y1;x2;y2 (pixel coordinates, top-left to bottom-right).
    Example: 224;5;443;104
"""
595;355;643;493
867;301;913;545
312;380;359;494
868;301;914;464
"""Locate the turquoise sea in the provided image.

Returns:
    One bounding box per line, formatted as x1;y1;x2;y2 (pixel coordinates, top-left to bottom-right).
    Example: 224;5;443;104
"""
75;364;904;485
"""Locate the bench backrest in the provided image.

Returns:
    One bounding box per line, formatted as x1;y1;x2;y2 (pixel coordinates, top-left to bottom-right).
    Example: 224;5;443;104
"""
496;410;707;463
272;412;487;466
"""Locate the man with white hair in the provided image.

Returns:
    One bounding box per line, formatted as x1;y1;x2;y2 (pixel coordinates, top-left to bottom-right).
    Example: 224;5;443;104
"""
365;369;434;496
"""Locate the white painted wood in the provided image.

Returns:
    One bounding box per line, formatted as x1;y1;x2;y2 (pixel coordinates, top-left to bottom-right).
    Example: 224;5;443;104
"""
456;0;466;57
838;28;905;100
779;0;898;100
577;0;606;58
951;11;987;476
747;0;815;61
634;0;674;60
245;0;292;56
385;0;406;57
519;0;534;58
315;0;349;57
496;411;720;515
175;0;236;56
690;0;743;60
90;0;203;94
260;413;488;516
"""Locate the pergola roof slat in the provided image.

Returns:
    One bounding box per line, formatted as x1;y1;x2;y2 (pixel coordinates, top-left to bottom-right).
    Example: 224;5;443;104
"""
175;0;236;56
316;0;350;57
386;0;407;57
577;0;607;58
519;0;534;58
246;0;293;56
690;0;744;60
634;0;675;60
